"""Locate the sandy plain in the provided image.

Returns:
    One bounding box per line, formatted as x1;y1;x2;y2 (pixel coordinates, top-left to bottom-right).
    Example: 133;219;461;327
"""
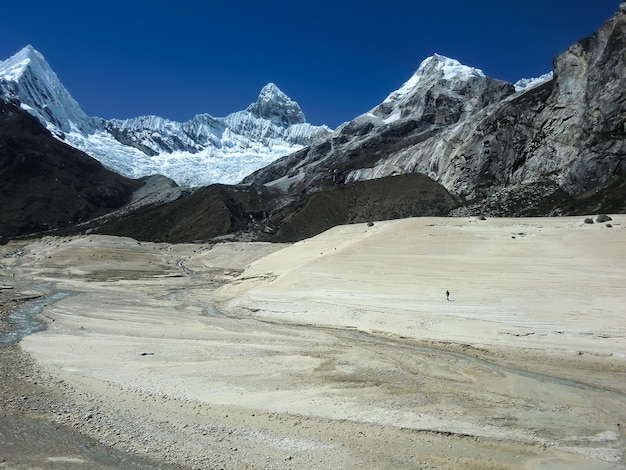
0;215;625;469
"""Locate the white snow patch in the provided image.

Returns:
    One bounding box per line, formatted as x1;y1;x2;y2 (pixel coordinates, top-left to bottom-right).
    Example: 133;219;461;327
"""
63;129;306;187
514;72;553;92
440;58;485;81
384;74;421;103
0;58;31;81
384;111;401;124
383;54;484;105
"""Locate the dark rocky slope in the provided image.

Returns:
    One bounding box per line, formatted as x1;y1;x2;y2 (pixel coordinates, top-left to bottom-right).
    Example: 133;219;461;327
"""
92;173;459;243
0;100;142;240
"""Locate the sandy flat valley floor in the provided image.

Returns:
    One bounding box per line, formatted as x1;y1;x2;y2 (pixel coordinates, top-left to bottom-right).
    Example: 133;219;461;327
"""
1;216;625;469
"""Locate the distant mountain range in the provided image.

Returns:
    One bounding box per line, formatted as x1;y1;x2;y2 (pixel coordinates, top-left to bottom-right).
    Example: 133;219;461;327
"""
1;4;625;243
0;45;553;191
0;46;330;187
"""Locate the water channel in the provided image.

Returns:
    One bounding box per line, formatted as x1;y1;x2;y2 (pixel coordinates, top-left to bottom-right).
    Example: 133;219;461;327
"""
0;291;72;347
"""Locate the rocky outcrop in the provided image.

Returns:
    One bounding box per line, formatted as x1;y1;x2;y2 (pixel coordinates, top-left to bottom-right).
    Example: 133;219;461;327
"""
89;172;458;243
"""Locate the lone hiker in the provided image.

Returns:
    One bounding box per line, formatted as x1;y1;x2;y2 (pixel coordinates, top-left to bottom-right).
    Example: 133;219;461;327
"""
446;290;450;301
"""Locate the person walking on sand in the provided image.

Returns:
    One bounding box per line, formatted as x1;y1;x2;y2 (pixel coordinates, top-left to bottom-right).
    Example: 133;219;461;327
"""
446;290;450;301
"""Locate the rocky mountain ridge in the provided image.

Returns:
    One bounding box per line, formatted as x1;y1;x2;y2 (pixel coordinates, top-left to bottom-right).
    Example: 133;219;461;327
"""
0;48;330;186
244;6;626;217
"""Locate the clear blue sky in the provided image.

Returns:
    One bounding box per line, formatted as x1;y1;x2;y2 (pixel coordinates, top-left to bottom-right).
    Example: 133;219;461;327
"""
0;1;619;128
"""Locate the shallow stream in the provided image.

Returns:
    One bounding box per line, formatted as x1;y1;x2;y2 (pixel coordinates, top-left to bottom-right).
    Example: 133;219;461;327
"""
0;291;71;347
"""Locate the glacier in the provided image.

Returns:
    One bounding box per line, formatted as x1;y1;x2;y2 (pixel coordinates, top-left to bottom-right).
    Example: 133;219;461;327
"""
0;46;331;187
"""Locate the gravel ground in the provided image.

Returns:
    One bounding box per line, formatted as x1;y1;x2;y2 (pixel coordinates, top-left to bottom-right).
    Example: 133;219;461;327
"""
0;347;181;469
0;287;181;470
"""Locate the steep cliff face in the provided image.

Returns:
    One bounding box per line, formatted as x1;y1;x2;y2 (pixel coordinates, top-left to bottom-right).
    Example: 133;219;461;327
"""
545;5;626;193
428;3;626;205
244;7;626;216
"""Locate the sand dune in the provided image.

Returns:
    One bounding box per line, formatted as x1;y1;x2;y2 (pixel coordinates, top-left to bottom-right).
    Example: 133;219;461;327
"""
1;216;624;469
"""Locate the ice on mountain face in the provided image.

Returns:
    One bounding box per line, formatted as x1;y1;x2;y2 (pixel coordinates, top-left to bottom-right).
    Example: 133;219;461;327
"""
0;45;39;80
94;97;328;187
62;126;306;187
383;74;422;103
439;59;485;81
384;111;402;124
0;45;96;134
246;83;307;126
514;72;553;92
0;58;30;81
98;104;329;186
0;46;331;187
416;54;486;83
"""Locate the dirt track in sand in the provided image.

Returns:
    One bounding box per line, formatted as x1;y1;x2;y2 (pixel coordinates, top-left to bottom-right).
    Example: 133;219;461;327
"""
1;216;625;469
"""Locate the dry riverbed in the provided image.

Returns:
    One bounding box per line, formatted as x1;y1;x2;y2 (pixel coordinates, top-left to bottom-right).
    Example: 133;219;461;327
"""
1;216;625;469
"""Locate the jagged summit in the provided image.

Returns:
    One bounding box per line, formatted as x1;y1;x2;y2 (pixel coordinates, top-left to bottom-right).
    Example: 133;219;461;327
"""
0;45;96;134
0;45;42;80
366;53;512;125
246;83;306;126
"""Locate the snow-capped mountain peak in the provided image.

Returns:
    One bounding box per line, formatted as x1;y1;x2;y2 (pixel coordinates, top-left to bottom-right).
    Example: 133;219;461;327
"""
368;53;505;126
383;54;486;105
0;44;39;81
0;45;95;134
0;46;331;187
418;53;485;81
246;82;306;126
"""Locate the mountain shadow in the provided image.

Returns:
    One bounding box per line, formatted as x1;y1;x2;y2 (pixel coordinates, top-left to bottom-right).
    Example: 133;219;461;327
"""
0;100;142;241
